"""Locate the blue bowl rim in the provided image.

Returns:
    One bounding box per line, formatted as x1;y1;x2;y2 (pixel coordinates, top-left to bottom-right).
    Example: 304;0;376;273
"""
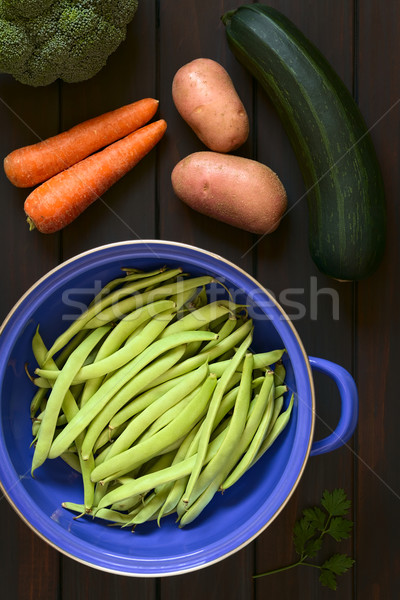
0;239;315;576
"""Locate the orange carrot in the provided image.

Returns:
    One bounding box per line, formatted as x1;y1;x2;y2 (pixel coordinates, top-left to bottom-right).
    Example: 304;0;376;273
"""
24;119;167;234
4;98;160;188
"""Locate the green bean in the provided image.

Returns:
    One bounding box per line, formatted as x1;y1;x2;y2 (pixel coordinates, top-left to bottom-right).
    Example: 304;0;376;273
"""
123;449;183;523
178;375;275;525
93;481;110;508
252;394;294;464
108;373;194;431
274;385;288;398
30;388;48;418
48;329;217;460
159;301;235;338
55;330;90;370
182;353;253;507
79;300;176;407
80;344;187;460
84;276;213;329
34;410;68;430
221;379;275;490
137;450;179;479
95;425;227;511
90;374;217;483
129;487;171;525
90;267;166;304
30;330;98;509
62;502;133;525
172;423;232;526
182;331;253;506
168;286;199;314
31;377;51;389
102;362;209;461
207;371;267;440
111;495;143;513
93;299;175;357
209;349;286;378
274;361;286;386
178;370;274;518
31;326;50;376
179;468;228;527
30;327;54;404
93;422;127;455
267;394;284;435
155;423;202;524
93;442;112;466
37;307;177;384
162;423;227;522
31;325;110;474
180;325;209;361
31;419;41;438
200;315;237;352
139;319;253;391
45;268;183;359
191;286;208;309
138;385;203;443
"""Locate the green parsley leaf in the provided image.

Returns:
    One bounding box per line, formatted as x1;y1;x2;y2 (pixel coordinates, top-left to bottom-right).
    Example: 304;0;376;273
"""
327;516;354;541
293;516;317;555
321;489;351;516
322;553;355;575
302;506;326;531
319;568;338;590
254;490;354;590
303;537;322;558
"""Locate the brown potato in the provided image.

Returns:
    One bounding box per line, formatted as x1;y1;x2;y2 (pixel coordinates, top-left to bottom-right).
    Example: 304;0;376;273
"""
171;152;287;234
172;58;249;153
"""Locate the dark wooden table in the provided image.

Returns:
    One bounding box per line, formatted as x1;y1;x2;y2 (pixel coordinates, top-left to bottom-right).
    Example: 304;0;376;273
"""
0;1;398;598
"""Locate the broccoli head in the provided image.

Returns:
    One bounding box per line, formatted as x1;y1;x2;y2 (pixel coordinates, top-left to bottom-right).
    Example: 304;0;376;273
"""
0;0;139;86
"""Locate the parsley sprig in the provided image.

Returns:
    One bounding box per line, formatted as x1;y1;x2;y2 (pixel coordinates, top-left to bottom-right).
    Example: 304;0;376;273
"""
254;489;355;590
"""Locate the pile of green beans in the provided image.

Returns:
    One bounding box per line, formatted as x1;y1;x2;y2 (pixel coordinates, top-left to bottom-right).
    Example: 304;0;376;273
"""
28;266;294;529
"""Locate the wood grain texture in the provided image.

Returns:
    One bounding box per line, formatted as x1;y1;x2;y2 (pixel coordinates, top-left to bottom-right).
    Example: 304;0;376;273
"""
0;74;61;600
356;1;400;597
158;3;255;597
0;0;398;597
60;2;159;260
252;3;356;598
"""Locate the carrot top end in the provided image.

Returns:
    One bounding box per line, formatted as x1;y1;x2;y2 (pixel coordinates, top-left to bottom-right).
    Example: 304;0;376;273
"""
26;216;36;232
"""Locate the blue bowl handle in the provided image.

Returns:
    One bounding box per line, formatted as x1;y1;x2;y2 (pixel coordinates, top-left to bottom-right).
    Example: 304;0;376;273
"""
308;356;358;456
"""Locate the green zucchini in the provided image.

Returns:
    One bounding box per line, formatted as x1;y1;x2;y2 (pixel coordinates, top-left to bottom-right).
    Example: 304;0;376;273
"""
222;4;386;281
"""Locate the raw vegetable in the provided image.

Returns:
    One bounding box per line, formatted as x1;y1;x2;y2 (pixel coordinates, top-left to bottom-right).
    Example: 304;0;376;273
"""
0;0;139;86
254;489;354;591
171;151;287;234
28;267;292;527
24;118;167;233
4;98;159;188
223;4;386;281
172;58;249;152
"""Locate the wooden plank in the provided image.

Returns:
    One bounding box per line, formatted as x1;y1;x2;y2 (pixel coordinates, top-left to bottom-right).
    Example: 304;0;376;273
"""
161;549;254;600
0;502;59;600
252;1;356;597
60;3;159;260
61;560;156;600
158;0;255;265
158;0;255;597
57;3;157;596
356;1;400;597
0;79;61;313
0;76;61;597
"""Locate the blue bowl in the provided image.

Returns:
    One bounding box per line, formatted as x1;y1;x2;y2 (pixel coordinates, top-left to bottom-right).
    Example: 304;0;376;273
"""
0;240;358;576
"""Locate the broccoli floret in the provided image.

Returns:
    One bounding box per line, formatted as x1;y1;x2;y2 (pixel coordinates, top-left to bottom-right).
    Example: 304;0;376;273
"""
2;0;55;19
0;0;139;86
